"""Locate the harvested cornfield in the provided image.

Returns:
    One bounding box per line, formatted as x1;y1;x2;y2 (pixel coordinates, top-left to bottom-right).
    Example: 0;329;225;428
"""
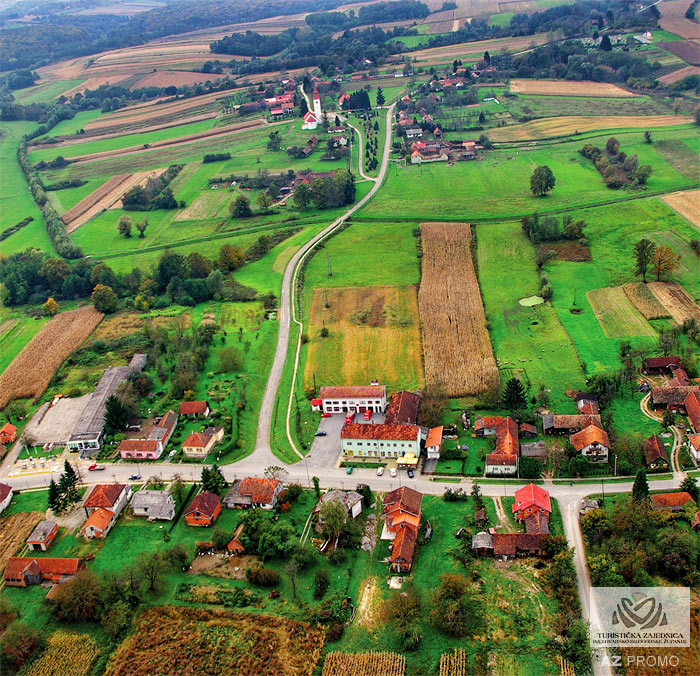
419;222;499;396
439;648;468;676
61;174;129;225
509;79;639;97
304;286;423;392
0;306;103;409
657;65;700;84
621;283;670;320
586;287;656;338
24;631;100;676
0;511;42;575
662;190;700;230
647;281;700;324
322;652;406;676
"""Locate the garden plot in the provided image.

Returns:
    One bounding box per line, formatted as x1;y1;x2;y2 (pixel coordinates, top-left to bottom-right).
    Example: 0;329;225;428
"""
322;652;406;676
174;184;236;220
0;512;43;574
509;80;639;97
303;285;424;392
654;139;700;178
621;283;670;320
586;287;656;338
647;281;700;323
661;189;700;230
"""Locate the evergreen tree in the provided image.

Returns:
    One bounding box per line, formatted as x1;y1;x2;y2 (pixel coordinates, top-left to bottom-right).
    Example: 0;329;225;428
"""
104;395;129;435
201;464;227;493
48;479;61;512
632;469;649;502
680;475;699;503
599;35;612;51
376;87;385;106
501;377;527;410
62;460;78;488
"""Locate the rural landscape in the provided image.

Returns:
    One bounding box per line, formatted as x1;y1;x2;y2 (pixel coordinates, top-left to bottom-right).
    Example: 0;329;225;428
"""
0;0;699;674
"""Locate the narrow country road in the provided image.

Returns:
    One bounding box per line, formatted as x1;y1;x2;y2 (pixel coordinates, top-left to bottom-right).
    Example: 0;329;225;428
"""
253;103;396;461
640;392;684;473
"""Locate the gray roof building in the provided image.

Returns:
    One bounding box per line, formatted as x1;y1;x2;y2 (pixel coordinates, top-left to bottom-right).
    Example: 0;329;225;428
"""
130;490;175;521
520;441;546;458
27;520;57;543
472;531;494;551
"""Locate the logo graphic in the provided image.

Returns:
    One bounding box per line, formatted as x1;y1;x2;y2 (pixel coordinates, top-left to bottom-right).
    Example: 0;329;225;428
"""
590;587;689;648
611;592;667;630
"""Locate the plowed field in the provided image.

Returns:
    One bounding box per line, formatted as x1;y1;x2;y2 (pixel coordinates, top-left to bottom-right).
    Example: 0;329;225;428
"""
662;190;700;230
509;80;639;97
648;281;700;324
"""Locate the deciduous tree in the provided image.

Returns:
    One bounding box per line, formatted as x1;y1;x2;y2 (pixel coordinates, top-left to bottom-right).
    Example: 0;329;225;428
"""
117;215;132;238
218;243;245;270
91;284;118;313
634;238;656;283
230;194;252;218
43;297;59;316
652;245;681;281
530;165;556;196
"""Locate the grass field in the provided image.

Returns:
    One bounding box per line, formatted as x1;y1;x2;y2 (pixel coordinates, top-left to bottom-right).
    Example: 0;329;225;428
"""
303;285;424;391
11;79;85;104
476;221;584;407
0;312;50;373
586;287;656;338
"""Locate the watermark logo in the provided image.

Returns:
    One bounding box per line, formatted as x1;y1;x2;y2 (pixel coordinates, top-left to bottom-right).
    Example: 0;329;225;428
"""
590;587;690;648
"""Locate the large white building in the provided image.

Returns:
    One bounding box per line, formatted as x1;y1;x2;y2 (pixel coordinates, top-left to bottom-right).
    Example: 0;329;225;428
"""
312;385;387;414
341;423;421;460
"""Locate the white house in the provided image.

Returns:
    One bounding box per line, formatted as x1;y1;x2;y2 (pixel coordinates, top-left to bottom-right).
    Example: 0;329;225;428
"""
688;434;700;463
312;384;386;414
0;483;13;514
484;454;518;476
425;426;443;459
341;423;421;460
570;424;610;462
130;490;175;521
313;490;363;519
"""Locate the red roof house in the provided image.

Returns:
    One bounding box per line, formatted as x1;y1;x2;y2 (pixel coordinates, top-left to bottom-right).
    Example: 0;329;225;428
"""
0;423;17;444
512;484;551;522
83;484;130;517
4;557;84;586
684;391;700;433
185;492;221;526
643;435;669;469
650;492;696;512
0;482;13;514
179;401;210;418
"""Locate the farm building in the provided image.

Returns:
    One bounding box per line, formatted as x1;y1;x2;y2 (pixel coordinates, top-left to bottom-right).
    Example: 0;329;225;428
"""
492;533;544;560
4;557;84;587
313;490;363;519
474;416;504;436
644;356;680;374
580;499;599;514
184;492;221;526
425;426;443;460
643;436;670;470
312;384;387;414
650;492;696;512
341;423;421;460
485;417;519;476
472;531;494;556
182;427;224;459
382;487;422;573
0;482;12;514
576;393;600;415
130;490;175;521
520;441;546;459
650;386;700;411
67;354;146;454
118;409;178;460
512;484;551;522
684;391;700;432
688;434;700;463
27;521;58;551
541;413;602;435
179;401;210;418
384;390;421;425
519;423;538;438
227;524;245;555
569;424;610;462
223;477;282;510
668;366;690;387
0;423;17;444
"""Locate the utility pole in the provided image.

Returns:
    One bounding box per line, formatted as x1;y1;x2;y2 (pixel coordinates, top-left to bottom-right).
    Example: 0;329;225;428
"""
326;251;332;277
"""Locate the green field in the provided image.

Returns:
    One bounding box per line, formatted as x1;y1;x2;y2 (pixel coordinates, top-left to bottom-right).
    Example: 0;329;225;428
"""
11;79;85;104
0;311;49;373
36;109;104;139
489;12;514;27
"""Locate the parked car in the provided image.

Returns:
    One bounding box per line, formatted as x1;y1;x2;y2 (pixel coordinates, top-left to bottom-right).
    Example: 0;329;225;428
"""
88;463;105;471
314;431;327;437
346;466;354;474
168;450;177;457
129;473;141;481
376;467;384;476
407;469;415;478
321;412;332;418
363;410;372;420
390;468;397;477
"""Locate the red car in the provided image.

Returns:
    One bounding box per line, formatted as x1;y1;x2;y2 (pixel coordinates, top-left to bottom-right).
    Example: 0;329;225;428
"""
363;409;372;420
321;412;332;418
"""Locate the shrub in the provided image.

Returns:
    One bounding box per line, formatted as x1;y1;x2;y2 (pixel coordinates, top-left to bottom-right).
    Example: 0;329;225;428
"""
245;565;280;587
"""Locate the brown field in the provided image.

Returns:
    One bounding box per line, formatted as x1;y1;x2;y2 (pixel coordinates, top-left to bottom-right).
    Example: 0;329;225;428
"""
63;170;165;232
658;41;700;66
304;286;424;392
408;33;550;63
659;0;700;40
439;648;468;676
537;241;591;261
0;512;43;575
586;287;656;338
0;306;103;409
93;310;190;341
105;606;325;676
657;65;700;84
509;79;639;97
488;115;692;141
662;190;700;230
322;652;406;676
24;631;101;676
130;70;227;90
621;283;670;320
647;281;700;324
419;222;499;396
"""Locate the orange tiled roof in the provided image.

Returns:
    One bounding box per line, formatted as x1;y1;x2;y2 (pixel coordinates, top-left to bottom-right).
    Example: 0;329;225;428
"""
83;484;126;509
185;491;221;518
119;439;160;453
383;487;422;516
650;492;695;509
341;423;420;442
425;426;443;447
179;401;209;415
513;483;551;514
319;385;386;400
83;507;113;533
238;477;280;505
4;557;83;579
570;424;610;451
684;391;700;431
182;432;211;449
390;525;417;565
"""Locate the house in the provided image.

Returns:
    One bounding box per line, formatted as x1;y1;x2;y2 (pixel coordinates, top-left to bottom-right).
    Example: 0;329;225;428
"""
383;487;422;573
541;413;602;435
485;417;519;476
644;356;680;374
580;499;599;514
83;484;131;518
83;507;118;539
650;387;699;411
384;390;421;425
182;427;224;459
520;441;546;459
512;484;552;522
4;557;84;587
27;521;58;551
576;392;600;415
223;477;282;509
314;384;386;414
425;426;443;460
688;434;700;463
668;366;690;387
130;490;175;521
474;416;503;436
492;533;544;560
0;482;13;514
0;422;17;444
313;490;363;518
519;423;538;438
650;492;696;513
179;401;210;418
227;523;245;555
471;531;494;556
184;492;221;526
684;391;700;432
389;525;417;573
118;408;178;459
570;424;610;462
405;126;423;139
410;148;448;164
341;423;422;460
643;435;669;470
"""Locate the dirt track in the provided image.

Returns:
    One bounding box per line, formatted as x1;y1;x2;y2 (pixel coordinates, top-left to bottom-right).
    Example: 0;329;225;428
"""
648;281;700;324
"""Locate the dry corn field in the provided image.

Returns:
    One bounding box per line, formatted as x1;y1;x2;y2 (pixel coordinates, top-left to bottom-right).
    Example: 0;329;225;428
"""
0;306;103;409
24;631;100;676
439;648;468;676
647;281;700;324
621;283;670;320
509;79;639;97
61;174;129;226
322;652;406;676
419;223;499;396
0;512;42;575
661;190;700;230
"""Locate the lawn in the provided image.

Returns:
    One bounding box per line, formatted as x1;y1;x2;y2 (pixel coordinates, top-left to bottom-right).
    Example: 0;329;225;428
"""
476;221;585;407
0;311;50;373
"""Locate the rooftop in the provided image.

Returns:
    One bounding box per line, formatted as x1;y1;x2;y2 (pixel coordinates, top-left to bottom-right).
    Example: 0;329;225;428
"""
384;390;421;425
27;520;56;542
341;423;420;442
650;492;695;509
84;484;127;509
570;424;610;451
383;486;423;517
186;491;221;517
319;385;386;400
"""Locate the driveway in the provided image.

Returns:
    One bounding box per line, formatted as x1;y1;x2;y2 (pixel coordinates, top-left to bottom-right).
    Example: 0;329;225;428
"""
307;415;345;470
